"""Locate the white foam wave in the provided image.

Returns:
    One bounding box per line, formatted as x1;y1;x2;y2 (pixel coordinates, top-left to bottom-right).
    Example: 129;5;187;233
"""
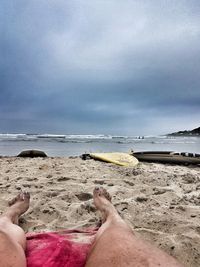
0;133;199;145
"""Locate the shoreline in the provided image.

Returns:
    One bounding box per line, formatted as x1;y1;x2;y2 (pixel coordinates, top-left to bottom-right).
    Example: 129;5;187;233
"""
0;156;199;266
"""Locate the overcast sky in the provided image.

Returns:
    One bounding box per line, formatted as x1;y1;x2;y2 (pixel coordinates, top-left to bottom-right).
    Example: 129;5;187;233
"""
1;0;200;135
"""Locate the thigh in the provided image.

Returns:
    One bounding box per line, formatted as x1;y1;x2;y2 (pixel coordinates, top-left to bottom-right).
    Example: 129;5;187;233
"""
86;225;142;267
85;225;183;267
0;230;27;267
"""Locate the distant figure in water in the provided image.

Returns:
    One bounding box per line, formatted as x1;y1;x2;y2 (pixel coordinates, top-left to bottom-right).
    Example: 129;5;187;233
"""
0;187;184;267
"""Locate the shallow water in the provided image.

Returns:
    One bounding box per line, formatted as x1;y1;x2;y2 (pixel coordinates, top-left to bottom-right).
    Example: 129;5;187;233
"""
0;134;199;156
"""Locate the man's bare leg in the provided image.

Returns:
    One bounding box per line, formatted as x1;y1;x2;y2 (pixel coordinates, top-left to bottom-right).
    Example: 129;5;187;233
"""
85;187;184;267
0;192;30;267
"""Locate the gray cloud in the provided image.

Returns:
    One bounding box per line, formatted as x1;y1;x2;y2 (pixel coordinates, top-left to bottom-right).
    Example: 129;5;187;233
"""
1;0;200;135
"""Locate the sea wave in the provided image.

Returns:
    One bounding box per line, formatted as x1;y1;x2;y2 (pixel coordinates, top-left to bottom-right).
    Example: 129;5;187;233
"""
0;133;199;145
0;133;199;156
0;133;114;142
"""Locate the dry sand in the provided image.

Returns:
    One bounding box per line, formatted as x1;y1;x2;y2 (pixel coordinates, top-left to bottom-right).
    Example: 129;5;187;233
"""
0;156;199;267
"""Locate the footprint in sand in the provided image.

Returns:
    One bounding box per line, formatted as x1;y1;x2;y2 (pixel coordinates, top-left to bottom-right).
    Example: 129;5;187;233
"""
76;192;93;201
57;176;71;182
94;180;105;185
153;187;168;195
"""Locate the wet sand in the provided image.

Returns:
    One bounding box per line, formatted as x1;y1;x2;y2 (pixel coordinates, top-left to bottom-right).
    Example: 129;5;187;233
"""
0;157;199;267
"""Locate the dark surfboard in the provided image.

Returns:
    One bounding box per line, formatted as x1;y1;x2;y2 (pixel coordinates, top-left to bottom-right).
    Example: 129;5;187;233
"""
131;151;200;164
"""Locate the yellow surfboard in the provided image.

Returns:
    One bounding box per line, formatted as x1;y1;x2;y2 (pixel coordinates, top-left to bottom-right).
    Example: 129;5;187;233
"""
89;152;139;167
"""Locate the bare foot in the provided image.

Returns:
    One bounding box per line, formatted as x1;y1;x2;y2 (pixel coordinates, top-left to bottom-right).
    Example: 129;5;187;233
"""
5;192;30;224
8;192;30;214
93;187;117;222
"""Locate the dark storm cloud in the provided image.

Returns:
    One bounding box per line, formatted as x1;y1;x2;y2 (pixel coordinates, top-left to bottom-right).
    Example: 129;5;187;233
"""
1;0;200;134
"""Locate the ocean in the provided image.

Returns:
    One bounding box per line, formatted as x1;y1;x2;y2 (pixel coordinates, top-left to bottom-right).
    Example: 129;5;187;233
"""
0;134;199;157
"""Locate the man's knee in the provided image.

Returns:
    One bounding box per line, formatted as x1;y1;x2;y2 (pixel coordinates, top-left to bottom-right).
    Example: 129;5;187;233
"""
0;230;12;250
111;219;134;235
0;229;26;267
0;229;8;238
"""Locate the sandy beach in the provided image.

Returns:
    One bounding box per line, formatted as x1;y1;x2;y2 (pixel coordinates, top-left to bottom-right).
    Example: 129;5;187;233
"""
0;156;199;267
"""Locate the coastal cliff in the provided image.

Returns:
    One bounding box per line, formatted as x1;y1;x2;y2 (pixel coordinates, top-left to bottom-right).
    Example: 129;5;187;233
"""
168;126;200;136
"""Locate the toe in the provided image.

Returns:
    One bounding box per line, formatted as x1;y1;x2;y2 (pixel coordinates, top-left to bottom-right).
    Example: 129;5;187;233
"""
24;192;30;200
97;187;106;197
93;187;112;201
102;188;112;201
93;186;101;196
21;191;30;201
26;192;30;198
